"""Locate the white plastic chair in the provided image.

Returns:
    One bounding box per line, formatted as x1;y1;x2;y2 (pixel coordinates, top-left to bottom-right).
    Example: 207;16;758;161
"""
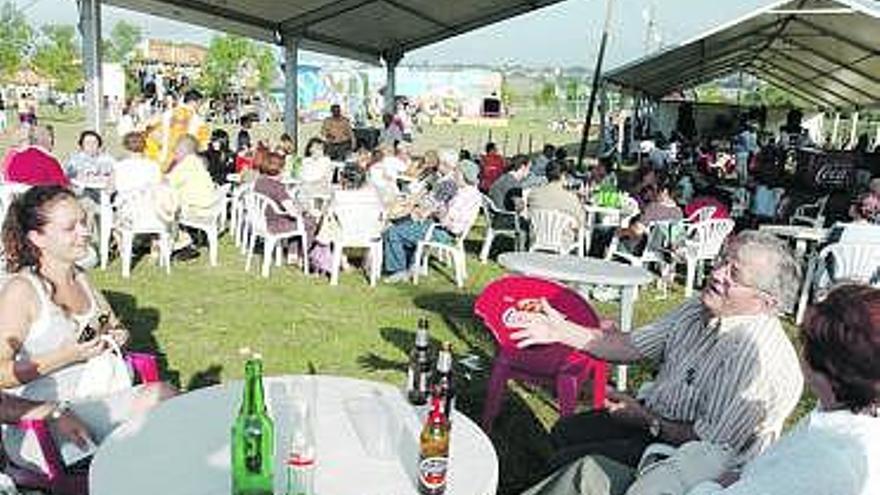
790;195;829;228
684;205;716;224
676;218;735;297
231;181;254;253
179;184;230;267
329;200;385;287
479;193;524;263
0;183;30;225
113;188;173;278
528;209;585;256
244;191;309;278
610;220;680;298
795;242;880;324
413;213;480;289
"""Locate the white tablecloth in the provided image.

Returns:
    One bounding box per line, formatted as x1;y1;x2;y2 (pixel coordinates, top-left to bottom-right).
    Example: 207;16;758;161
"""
89;375;498;495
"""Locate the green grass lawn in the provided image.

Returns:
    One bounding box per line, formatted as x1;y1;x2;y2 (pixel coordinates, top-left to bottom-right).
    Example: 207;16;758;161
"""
87;229;792;495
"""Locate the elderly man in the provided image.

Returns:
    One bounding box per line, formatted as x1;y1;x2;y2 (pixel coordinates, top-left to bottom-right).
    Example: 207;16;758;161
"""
383;160;481;282
321;104;355;161
512;231;804;486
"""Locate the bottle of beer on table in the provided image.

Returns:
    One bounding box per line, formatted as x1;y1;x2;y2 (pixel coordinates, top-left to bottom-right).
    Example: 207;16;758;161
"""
407;317;433;405
232;355;275;495
418;394;450;495
432;342;455;420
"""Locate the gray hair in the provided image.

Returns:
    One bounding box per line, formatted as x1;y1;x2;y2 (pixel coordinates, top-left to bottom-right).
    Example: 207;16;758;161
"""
730;230;802;313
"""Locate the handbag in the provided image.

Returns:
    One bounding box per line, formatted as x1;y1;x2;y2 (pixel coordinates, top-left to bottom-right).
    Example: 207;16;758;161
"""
625;441;732;495
74;335;133;400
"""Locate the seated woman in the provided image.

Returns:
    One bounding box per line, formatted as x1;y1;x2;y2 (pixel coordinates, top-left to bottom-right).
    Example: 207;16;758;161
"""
0;186;176;472
253;151;318;266
615;181;682;255
112;131;162;195
64;130;115;180
382;160;482;282
310;164;385;276
520;283;880;495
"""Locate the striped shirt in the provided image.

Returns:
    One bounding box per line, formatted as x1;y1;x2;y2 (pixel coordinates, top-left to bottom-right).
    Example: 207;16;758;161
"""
631;298;803;464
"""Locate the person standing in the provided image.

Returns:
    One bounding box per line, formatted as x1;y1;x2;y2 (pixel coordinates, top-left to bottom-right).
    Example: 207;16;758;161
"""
321;104;355;161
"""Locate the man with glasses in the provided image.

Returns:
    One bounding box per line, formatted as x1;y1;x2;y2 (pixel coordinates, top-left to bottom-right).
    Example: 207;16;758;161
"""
511;231;804;477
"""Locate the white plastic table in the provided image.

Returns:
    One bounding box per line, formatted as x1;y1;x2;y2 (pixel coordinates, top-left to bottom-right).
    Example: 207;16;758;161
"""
89;375;498;495
497;252;653;390
71;177;113;270
758;224;827;257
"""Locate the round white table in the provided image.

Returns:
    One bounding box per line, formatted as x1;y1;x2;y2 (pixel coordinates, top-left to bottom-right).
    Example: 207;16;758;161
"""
497;252;653;390
89;375;498;495
758;224;828;257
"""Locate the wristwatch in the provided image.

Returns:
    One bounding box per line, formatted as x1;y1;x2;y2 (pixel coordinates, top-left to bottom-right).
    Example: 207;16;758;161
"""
648;416;662;439
48;401;71;421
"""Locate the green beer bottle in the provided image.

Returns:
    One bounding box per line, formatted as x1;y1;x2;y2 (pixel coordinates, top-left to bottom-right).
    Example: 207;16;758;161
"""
232;356;275;495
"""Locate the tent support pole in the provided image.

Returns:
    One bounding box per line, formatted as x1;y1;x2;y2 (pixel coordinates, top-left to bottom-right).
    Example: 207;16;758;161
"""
282;35;300;145
577;0;615;171
78;0;103;133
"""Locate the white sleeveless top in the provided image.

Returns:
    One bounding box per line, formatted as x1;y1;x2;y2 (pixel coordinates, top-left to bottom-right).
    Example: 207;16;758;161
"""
10;271;98;402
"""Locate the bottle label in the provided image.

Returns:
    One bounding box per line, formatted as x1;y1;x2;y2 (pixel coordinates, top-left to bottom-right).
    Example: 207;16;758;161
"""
245;426;263;473
418;371;430;394
286;452;315;467
419;456;448;491
406;367;416;393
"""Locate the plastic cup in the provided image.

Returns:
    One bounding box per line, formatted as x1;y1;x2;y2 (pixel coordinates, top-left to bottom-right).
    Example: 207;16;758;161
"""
343;392;400;460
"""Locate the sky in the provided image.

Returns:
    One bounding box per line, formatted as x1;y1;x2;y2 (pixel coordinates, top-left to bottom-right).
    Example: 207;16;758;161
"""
7;0;799;69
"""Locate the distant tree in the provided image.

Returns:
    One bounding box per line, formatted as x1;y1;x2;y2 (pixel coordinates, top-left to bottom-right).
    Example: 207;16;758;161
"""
199;34;277;98
564;78;582;101
533;82;557;108
499;75;515;111
0;2;32;82
252;43;277;94
32;24;82;94
695;83;728;104
104;20;142;64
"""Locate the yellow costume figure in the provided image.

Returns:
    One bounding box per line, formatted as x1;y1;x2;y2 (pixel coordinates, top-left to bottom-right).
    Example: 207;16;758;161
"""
145;103;209;172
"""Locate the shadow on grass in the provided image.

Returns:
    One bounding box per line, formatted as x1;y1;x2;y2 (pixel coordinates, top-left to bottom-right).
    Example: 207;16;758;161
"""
104;290;181;388
186;364;223;390
405;292;556;494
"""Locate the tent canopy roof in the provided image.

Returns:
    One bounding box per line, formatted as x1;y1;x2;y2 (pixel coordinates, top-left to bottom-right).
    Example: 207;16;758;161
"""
104;0;567;64
603;0;880;109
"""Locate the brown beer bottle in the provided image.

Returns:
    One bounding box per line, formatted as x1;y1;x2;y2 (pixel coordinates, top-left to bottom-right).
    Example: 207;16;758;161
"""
418;395;450;495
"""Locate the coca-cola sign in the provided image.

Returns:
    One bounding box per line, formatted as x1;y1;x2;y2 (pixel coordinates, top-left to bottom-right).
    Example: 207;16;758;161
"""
815;164;852;188
797;150;854;191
